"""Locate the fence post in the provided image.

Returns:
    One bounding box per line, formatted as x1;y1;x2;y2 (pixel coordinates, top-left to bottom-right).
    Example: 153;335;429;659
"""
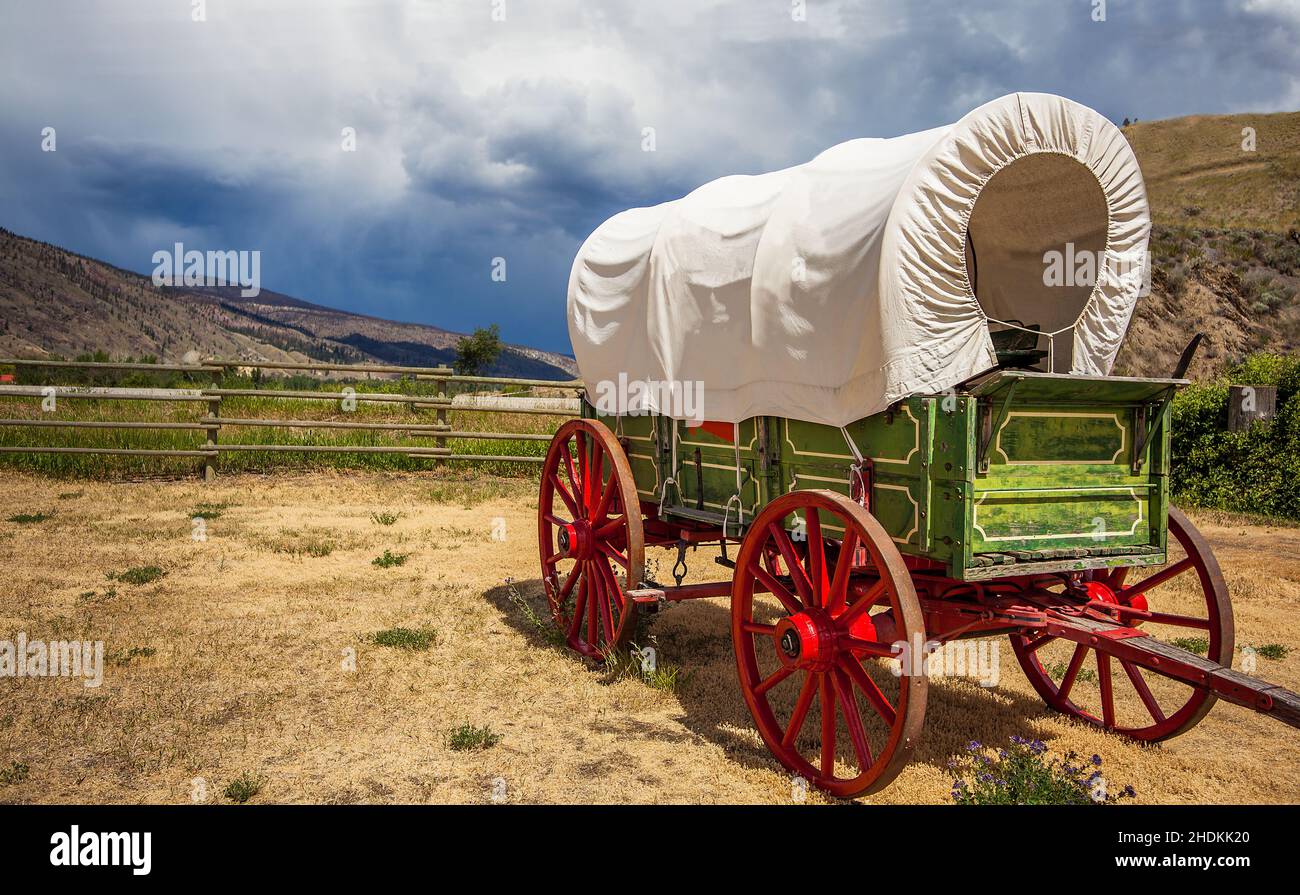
1228;384;1277;431
435;368;448;466
203;396;220;481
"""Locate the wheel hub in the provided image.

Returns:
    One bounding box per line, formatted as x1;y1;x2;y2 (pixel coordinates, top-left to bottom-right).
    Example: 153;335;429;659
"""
776;611;836;671
556;520;593;560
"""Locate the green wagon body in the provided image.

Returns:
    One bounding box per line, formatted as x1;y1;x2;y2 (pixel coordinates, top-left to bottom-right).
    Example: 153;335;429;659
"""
590;369;1181;582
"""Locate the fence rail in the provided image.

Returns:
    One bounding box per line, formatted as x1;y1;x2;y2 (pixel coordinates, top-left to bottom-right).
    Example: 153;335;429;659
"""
0;356;583;479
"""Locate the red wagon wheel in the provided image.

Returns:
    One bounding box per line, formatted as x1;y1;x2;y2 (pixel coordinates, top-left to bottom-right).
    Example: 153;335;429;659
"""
731;490;927;798
1011;506;1234;740
538;419;643;660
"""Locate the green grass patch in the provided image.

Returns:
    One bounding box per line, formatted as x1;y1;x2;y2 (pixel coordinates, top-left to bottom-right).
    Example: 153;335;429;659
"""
110;646;157;667
370;627;436;650
0;761;30;786
370;511;402;526
604;641;692;694
1170;636;1210;654
1245;643;1291;660
263;530;335;558
190;501;231;520
1045;660;1097;684
223;771;267;804
7;511;54;524
446;724;501;752
108;565;166;586
371;549;409;568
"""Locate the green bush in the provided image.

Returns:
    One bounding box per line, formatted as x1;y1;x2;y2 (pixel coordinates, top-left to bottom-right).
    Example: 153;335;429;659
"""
1171;353;1300;520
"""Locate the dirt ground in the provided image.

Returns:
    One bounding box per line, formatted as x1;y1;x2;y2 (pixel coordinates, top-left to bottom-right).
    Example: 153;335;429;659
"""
0;470;1296;805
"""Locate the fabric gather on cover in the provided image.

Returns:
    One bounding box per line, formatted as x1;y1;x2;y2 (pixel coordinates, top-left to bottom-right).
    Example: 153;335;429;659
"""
568;93;1151;427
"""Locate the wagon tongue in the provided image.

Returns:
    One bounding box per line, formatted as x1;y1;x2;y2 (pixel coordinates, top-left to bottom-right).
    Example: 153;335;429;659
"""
1047;611;1300;730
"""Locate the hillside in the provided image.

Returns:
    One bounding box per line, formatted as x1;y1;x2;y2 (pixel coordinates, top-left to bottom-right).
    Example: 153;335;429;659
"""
1111;111;1300;378
1123;111;1300;233
0;228;577;379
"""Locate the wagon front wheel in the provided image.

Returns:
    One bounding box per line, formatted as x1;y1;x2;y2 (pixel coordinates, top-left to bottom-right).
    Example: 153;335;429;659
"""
538;419;644;661
731;490;927;798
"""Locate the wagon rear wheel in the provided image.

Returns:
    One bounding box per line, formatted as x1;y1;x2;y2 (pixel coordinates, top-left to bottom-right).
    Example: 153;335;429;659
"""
538;419;643;661
1011;506;1234;740
731;490;927;798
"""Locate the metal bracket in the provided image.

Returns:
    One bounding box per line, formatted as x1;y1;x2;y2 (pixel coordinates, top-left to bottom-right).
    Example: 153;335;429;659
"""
1131;391;1173;475
849;458;875;511
977;381;1018;474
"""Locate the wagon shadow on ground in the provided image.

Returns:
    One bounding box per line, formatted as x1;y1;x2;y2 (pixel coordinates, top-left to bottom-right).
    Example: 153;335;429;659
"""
484;579;1100;797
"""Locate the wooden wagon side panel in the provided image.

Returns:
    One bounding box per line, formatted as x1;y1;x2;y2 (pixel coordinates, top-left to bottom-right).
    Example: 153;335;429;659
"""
778;399;933;553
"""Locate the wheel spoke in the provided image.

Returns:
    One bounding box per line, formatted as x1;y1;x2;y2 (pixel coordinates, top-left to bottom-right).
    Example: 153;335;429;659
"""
1121;660;1167;724
598;541;630;569
755;663;798;697
782;672;817;749
805;509;830;607
596;556;625;612
577;431;591;510
594;516;626;540
544;513;572;530
748;560;802;616
557;563;581;603
769;522;814;607
1024;633;1056;653
819;673;837;778
1116;557;1193;603
841;635;902;660
839;579;887;628
549;474;580;518
587;445;604;517
567;576;589;640
833;666;874;771
827;528;858;614
839;654;897;726
741;621;777;636
561;442;580;497
1097;652;1115;728
1057;644;1089;702
597;569;616;646
586;563;599;644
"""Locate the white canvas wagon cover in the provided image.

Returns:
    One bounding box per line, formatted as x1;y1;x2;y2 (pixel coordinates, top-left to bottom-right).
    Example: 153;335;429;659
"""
567;93;1151;428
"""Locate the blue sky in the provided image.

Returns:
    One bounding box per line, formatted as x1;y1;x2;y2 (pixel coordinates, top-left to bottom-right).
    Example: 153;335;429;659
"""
2;0;1298;354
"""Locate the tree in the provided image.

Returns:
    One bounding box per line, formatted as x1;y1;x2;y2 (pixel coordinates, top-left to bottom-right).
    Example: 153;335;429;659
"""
454;324;502;376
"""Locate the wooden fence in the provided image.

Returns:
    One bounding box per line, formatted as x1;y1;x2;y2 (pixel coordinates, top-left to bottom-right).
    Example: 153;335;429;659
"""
0;357;583;479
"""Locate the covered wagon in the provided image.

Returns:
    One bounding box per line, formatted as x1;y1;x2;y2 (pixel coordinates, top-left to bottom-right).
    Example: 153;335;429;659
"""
538;93;1299;797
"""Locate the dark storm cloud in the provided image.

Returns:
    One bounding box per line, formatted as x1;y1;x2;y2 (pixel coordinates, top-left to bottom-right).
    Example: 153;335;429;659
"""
1;0;1296;352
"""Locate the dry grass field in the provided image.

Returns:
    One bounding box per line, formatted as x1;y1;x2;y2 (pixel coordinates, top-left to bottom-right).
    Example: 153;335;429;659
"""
0;470;1297;805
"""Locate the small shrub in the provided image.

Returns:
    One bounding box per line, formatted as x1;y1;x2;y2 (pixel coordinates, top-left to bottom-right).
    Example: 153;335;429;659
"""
223;772;267;803
7;511;53;524
109;566;166;586
57;491;83;500
1170;636;1209;654
0;761;30;786
111;646;157;667
446;724;501;752
1045;660;1097;684
950;738;1135;805
1247;643;1290;661
371;627;436;650
372;549;410;568
190;502;230;520
604;641;692;694
370;511;402;526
